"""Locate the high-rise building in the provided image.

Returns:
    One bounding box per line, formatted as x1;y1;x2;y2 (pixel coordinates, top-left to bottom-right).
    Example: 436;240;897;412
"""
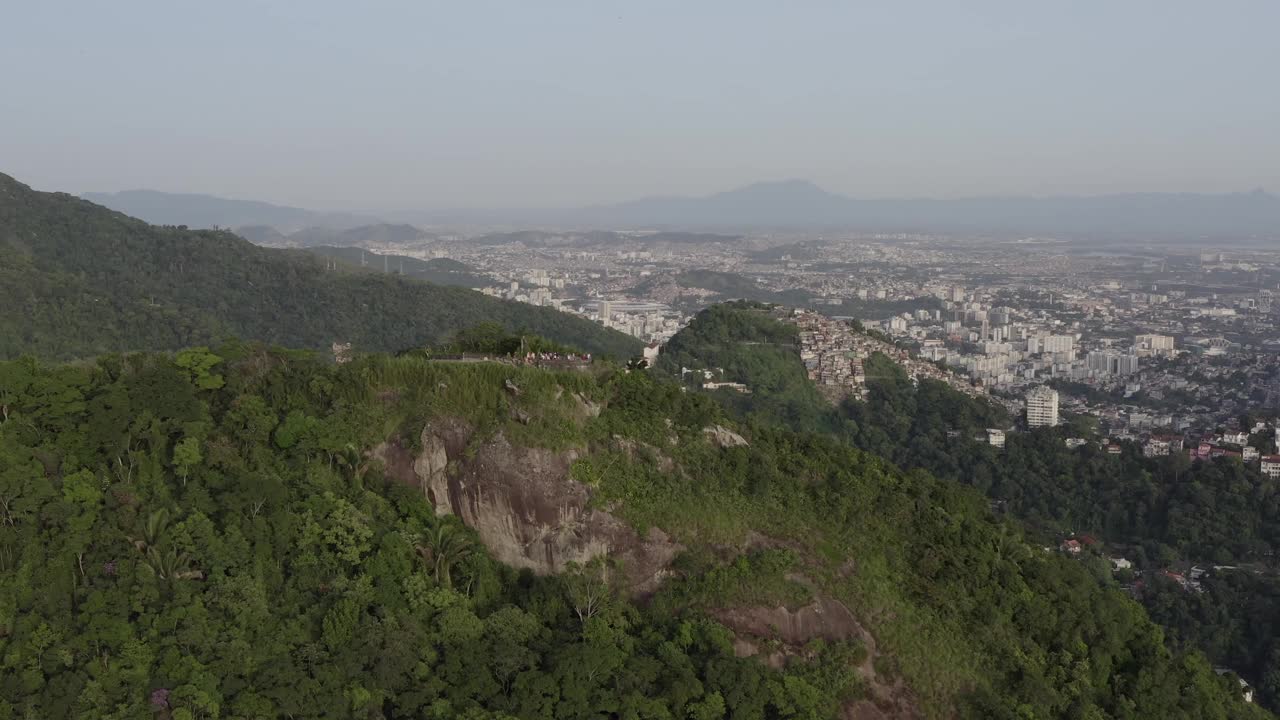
528;287;552;306
1043;335;1075;355
1087;351;1140;376
1087;351;1111;374
1135;334;1175;355
1026;386;1060;428
1114;354;1139;375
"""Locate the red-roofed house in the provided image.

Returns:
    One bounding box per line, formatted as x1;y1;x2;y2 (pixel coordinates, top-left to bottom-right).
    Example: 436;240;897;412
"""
1262;456;1280;480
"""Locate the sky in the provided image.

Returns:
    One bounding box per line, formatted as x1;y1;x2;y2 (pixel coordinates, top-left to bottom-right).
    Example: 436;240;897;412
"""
2;1;1278;211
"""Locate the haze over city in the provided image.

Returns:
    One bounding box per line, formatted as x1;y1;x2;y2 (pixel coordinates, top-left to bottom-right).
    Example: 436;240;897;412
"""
4;1;1279;211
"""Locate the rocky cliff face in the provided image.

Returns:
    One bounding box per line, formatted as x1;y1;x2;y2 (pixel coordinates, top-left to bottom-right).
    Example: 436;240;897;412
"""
372;415;919;718
373;417;682;593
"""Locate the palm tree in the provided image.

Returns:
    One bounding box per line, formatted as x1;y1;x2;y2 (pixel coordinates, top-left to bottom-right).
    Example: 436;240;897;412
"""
144;546;202;581
413;522;474;590
336;443;370;487
130;508;170;552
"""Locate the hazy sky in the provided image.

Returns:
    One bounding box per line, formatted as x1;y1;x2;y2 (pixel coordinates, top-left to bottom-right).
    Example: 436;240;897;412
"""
3;1;1278;210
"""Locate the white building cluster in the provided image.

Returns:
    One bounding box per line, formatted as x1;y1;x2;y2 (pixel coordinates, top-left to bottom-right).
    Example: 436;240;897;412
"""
874;297;1173;390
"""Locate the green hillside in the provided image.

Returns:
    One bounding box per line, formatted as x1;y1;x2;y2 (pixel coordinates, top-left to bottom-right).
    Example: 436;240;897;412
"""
0;173;640;360
303;246;488;288
0;342;1263;719
658;301;1280;711
658;303;1280;567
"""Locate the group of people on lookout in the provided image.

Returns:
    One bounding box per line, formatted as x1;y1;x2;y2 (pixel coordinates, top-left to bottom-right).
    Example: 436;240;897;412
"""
520;351;591;365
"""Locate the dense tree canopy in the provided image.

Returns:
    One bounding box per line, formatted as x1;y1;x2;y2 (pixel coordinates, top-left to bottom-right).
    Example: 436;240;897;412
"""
0;340;1263;718
1145;570;1280;710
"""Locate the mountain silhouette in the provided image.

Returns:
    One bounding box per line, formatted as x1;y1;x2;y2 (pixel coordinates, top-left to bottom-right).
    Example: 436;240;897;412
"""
580;180;1280;238
80;189;376;232
85;181;1280;240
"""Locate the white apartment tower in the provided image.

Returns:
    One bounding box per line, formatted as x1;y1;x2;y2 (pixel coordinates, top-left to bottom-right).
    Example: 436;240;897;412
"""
1135;334;1175;357
1043;335;1076;356
1026;386;1060;428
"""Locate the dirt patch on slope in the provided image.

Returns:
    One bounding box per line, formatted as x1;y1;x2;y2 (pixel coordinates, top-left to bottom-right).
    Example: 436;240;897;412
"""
711;573;924;720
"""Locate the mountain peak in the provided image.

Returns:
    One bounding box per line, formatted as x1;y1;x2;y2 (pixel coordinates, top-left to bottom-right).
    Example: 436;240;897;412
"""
719;179;834;198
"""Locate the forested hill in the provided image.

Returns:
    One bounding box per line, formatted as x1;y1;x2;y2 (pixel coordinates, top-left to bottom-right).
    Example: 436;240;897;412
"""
658;303;1280;566
657;301;1280;709
0;343;1264;718
0;173;640;360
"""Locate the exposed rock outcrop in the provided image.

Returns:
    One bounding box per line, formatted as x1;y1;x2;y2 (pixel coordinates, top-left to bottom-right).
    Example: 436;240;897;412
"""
703;424;749;448
572;392;602;419
375;418;682;592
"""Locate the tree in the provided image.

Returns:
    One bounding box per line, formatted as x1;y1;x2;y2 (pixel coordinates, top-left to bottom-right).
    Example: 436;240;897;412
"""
143;546;202;582
414;521;474;590
687;691;726;720
174;348;225;391
132;508;171;552
563;555;618;631
173;436;202;486
335;443;371;488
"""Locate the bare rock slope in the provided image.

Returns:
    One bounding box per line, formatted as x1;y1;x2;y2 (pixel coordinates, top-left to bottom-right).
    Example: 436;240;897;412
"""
374;418;681;592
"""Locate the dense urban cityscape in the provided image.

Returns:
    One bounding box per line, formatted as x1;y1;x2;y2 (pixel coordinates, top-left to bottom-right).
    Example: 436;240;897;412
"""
316;227;1280;474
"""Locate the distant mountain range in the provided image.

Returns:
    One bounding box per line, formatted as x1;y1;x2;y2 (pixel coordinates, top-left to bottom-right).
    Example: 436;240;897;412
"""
80;189;376;232
574;180;1280;239
83;180;1280;240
